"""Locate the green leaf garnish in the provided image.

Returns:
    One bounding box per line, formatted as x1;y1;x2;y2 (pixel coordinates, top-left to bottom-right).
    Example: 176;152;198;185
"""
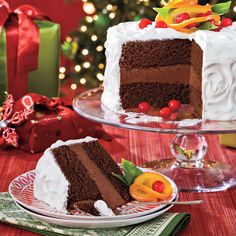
153;7;175;19
212;1;231;15
113;159;143;186
112;173;129;186
198;22;217;30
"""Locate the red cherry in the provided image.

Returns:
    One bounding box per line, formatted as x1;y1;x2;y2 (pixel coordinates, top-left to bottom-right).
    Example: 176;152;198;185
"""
187;22;197;28
197;11;211;17
196;13;204;17
169;112;178;121
205;11;212;16
176;13;190;24
152;181;165;193
221;18;233;28
168;100;181;112
139;18;152;29
159;107;172;119
155;21;167;28
208;19;215;25
214;25;222;32
138;102;150;113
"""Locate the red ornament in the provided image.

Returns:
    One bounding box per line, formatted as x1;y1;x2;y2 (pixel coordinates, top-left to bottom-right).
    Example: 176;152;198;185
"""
138;102;150;113
152;180;165;193
159;107;172;119
221;18;233;28
176;13;190;24
155;21;167;28
187;22;197;28
168;100;181;112
139;18;152;29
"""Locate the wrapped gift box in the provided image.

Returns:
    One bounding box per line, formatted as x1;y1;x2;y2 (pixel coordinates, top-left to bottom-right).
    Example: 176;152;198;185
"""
13;94;109;153
219;134;236;149
0;3;60;103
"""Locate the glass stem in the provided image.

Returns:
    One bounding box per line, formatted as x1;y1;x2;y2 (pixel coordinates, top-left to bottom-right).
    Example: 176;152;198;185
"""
171;134;208;168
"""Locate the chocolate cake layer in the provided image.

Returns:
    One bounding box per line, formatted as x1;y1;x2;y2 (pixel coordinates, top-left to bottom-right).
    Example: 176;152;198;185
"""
120;82;190;109
52;146;102;210
120;39;191;70
120;64;190;84
80;141;131;203
69;142;130;209
72;200;99;216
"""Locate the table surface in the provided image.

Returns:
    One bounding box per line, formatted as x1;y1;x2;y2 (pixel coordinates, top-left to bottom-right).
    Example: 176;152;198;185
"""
0;125;236;236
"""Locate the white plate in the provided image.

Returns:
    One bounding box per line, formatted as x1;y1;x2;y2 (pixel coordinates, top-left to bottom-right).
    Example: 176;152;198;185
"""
14;199;177;229
9;168;178;220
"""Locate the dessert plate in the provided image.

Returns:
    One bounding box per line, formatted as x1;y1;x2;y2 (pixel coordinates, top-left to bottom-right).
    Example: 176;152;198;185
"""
9;168;178;221
14;200;176;229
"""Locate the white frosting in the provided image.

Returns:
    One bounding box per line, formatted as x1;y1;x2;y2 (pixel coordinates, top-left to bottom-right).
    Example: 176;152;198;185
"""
102;21;236;121
94;200;115;216
34;137;97;212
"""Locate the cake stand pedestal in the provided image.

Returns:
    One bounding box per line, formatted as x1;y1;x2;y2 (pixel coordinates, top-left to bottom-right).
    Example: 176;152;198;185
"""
73;87;236;192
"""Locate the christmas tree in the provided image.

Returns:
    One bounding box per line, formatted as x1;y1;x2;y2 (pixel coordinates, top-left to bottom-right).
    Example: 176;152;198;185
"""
62;0;236;89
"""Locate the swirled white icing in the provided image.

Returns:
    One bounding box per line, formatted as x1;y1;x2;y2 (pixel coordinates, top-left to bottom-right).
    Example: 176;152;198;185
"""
34;137;97;212
102;22;236;120
94;200;115;216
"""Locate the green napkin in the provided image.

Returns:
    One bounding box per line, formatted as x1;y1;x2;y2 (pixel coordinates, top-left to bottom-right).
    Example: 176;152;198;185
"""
0;193;191;236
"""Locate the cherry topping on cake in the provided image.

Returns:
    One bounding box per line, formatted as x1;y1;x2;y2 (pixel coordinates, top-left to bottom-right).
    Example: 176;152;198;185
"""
152;180;165;193
187;22;197;28
138;102;150;113
139;18;152;29
214;25;222;32
155;21;167;28
176;13;190;24
159;107;172;119
221;18;233;28
196;11;211;17
168;100;181;112
205;11;212;16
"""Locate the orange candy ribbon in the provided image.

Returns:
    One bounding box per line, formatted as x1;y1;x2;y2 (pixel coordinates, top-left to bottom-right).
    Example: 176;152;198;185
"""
156;0;220;33
130;172;173;202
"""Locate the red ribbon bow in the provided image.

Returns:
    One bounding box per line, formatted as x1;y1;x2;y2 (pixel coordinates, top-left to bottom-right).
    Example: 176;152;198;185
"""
0;1;49;100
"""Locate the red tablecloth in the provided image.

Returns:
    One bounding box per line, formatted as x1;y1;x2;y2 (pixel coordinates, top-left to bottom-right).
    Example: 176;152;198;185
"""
0;125;236;236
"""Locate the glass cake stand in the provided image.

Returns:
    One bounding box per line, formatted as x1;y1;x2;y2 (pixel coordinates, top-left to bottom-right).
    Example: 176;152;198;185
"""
73;87;236;192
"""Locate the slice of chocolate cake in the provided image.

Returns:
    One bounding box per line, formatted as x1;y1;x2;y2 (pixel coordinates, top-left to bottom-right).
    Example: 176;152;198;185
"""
34;137;131;215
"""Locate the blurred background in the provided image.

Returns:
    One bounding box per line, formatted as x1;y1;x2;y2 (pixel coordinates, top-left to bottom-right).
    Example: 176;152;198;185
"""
8;0;236;97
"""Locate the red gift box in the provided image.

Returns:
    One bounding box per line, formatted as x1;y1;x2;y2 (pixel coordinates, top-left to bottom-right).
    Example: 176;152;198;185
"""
0;93;110;153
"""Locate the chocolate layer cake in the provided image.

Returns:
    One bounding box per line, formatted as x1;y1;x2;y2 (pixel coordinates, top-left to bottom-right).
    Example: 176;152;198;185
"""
102;22;236;120
119;39;203;116
34;137;131;215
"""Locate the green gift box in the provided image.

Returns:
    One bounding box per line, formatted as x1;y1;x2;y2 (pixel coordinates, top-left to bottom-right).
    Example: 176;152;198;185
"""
0;13;60;103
